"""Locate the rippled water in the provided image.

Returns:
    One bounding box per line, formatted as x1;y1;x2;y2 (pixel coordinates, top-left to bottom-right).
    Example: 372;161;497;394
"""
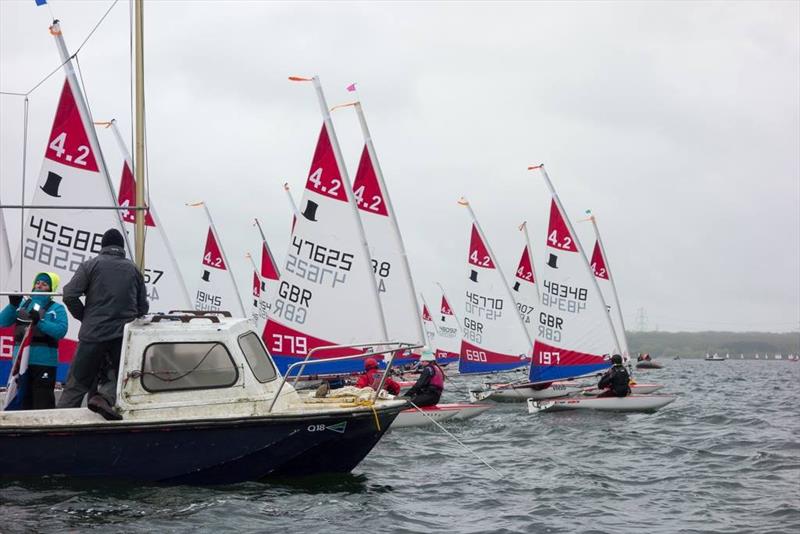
1;360;798;533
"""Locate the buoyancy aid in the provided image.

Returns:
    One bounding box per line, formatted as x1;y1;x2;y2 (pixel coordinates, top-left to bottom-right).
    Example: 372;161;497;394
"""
428;363;444;391
14;299;58;349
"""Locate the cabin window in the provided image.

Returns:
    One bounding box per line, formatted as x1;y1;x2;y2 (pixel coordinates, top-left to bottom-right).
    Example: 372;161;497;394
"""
238;331;278;383
141;342;239;392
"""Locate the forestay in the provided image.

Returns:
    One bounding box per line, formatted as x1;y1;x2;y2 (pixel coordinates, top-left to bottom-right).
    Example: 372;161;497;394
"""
435;293;461;365
5;78;125;383
459;209;531;374
528;166;618;383
263;108;387;375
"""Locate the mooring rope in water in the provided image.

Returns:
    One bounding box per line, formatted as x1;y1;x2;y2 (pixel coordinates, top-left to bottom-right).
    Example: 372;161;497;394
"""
406;400;501;478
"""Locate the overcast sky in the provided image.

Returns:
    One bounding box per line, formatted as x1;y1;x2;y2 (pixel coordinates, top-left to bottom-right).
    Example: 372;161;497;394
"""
1;0;798;334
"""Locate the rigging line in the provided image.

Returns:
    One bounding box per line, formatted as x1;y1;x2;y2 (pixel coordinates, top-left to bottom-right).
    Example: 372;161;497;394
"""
0;1;118;97
18;96;30;292
406;400;501;479
72;0;119;58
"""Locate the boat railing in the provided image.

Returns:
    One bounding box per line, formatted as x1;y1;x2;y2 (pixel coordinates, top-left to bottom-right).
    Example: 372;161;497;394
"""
267;341;423;413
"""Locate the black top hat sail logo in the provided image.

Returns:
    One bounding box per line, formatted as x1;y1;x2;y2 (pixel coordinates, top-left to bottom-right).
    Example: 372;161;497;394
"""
40;171;63;198
469;269;478;283
513;281;520;292
547;253;559;269
202;270;211;282
301;200;319;222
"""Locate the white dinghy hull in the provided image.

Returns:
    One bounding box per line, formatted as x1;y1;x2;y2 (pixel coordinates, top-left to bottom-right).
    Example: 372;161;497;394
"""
469;382;584;403
527;394;677;414
392;403;492;428
582;384;664;396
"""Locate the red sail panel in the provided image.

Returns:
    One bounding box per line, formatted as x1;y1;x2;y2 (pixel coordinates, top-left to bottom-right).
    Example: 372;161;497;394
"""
516;245;535;282
45;80;99;172
252;271;261;297
260;242;279;281
117;162;155;226
590;241;609;280
305;124;347;202
441;295;453;316
422;304;433;322
201;228;226;270
352;145;389;216
467;224;495;268
546;199;578;252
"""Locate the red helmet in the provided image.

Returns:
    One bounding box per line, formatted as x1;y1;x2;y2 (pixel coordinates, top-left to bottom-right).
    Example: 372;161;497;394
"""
364;358;378;370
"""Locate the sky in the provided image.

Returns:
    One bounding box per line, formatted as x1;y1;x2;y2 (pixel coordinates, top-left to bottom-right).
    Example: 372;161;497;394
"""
1;0;798;334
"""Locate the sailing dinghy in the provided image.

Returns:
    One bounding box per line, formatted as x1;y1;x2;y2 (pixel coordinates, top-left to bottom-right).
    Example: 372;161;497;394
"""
433;287;462;366
525;165;675;413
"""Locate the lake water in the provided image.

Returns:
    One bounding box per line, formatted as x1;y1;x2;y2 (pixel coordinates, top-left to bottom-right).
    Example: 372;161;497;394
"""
1;360;798;533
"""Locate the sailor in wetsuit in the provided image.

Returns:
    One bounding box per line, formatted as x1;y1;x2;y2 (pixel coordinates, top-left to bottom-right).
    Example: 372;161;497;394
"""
402;348;445;407
597;354;631;398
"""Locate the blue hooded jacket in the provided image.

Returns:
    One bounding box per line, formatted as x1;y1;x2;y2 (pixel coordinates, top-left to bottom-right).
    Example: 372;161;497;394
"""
0;272;69;367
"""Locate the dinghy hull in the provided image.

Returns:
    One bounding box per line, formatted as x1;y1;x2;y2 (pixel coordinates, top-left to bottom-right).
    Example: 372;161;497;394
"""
527;394;676;414
469;382;584;403
392;403;491;428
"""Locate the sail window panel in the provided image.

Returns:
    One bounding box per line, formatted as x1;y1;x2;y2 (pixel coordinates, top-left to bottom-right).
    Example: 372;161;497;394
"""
141;342;239;392
238;331;278;383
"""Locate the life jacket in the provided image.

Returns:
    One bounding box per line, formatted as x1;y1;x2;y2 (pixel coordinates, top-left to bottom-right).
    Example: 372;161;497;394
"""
609;365;631;397
428;363;444;391
14;299;58;349
367;369;383;390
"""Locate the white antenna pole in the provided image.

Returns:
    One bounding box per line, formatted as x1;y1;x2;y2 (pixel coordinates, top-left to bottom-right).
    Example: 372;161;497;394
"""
197;202;246;317
532;165;622;355
588;213;630;357
253;217;281;279
518;221;541;303
304;76;389;342
459;198;534;352
435;281;465;335
282;182;301;219
351;100;425;345
103;119;191;307
49;21;130;255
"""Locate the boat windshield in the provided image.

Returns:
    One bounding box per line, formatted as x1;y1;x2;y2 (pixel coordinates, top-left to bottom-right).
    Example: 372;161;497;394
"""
238;332;278;383
141;342;239;392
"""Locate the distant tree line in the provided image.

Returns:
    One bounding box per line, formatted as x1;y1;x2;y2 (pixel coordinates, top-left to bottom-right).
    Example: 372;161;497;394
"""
627;331;800;359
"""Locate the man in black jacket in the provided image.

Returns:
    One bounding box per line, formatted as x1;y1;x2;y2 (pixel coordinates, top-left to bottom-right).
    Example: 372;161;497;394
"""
57;228;148;420
597;354;631;398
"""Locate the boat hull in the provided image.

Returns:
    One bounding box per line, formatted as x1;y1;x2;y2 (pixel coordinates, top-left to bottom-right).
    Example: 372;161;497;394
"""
392;403;491;428
0;405;404;484
469;382;584;403
527;394;677;414
635;361;663;369
582;383;664;396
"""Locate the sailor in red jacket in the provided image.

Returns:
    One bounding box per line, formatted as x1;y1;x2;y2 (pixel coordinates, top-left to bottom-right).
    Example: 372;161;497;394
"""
355;357;401;396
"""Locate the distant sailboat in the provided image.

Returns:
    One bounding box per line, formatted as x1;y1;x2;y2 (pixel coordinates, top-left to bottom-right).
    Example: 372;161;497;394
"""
253;218;280;336
433;286;462;365
510;222;540;342
458;199;532;375
189;202;246;317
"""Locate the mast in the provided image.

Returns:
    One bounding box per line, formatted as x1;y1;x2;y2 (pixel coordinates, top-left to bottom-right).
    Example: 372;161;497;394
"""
351;101;425;345
293;76;389;342
133;0;146;270
587;213;630;357
532;165;622;355
49;20;130;253
282;182;301;219
518;221;541;302
459;198;534;350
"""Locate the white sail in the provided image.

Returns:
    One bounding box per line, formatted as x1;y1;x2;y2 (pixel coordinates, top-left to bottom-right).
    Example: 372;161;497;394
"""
434;289;462;365
585;212;630;359
263;77;387;376
528;166;618;384
247;253;265;328
190;203;245;317
458;199;532;374
100;121;191;313
0;195;10;277
420;296;438;350
349;101;424;348
511;223;540;342
252;219;280;336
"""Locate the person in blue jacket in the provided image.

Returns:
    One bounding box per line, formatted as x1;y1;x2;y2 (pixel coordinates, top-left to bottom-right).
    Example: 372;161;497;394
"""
0;272;69;409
